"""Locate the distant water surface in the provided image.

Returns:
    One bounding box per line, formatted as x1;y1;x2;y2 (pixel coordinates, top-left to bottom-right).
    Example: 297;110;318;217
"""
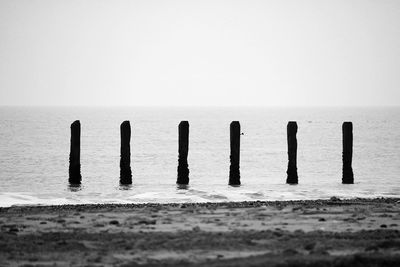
0;107;399;207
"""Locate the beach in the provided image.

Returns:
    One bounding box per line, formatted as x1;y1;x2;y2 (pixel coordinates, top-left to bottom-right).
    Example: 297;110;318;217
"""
1;197;400;266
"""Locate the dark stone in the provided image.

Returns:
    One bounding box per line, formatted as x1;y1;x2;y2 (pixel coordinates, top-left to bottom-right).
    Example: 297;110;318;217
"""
69;120;82;184
286;121;298;184
120;121;132;185
342;122;354;184
8;227;18;233
304;242;316;250
229;121;241;185
177;121;189;184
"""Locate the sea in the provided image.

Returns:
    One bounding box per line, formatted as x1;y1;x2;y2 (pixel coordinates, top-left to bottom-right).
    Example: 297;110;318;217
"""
0;107;399;207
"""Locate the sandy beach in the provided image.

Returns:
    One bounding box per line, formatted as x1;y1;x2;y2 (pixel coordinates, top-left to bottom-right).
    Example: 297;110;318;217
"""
1;197;400;266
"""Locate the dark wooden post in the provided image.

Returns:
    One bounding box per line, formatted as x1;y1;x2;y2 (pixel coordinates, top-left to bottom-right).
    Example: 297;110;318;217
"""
286;121;298;184
229;121;241;185
120;121;132;184
69;120;81;184
177;121;189;184
342;122;354;184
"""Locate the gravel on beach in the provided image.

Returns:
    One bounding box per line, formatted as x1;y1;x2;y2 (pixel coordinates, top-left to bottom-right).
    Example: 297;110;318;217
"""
1;197;400;266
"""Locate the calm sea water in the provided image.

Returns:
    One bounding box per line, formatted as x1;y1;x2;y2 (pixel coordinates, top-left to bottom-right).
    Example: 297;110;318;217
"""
0;107;399;207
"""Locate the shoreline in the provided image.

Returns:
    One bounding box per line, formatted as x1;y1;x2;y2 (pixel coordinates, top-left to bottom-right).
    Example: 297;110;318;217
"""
1;197;400;266
1;196;399;212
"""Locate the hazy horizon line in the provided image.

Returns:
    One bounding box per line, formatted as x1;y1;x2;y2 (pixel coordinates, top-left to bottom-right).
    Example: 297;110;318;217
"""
1;104;399;108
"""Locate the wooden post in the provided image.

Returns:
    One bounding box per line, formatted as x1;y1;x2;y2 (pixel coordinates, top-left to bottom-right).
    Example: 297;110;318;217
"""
342;122;354;184
120;121;132;184
69;120;81;184
177;121;189;184
229;121;241;185
286;121;298;184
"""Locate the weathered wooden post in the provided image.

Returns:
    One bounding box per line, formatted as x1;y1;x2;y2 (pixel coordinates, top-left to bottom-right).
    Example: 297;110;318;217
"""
69;120;81;184
177;121;189;184
229;121;241;185
286;121;298;184
342;122;354;184
120;121;132;184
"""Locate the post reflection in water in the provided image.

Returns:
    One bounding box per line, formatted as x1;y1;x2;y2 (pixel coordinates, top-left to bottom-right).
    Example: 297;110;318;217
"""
119;184;133;191
177;184;189;190
68;183;82;192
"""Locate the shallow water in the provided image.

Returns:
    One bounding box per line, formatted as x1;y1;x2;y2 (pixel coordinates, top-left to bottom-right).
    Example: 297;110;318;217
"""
0;107;399;207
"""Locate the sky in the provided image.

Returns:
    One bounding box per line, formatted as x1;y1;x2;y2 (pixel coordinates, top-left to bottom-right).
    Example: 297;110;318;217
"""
0;0;399;107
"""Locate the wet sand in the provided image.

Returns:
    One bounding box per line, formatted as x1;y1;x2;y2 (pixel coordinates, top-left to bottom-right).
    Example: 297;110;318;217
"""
1;197;400;266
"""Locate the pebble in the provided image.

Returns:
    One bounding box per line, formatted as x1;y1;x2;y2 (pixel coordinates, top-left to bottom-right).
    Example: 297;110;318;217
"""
109;220;120;225
192;226;201;232
8;227;18;233
137;220;156;225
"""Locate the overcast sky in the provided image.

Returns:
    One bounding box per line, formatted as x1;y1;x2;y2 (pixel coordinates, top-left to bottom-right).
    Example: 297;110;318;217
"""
0;0;399;106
